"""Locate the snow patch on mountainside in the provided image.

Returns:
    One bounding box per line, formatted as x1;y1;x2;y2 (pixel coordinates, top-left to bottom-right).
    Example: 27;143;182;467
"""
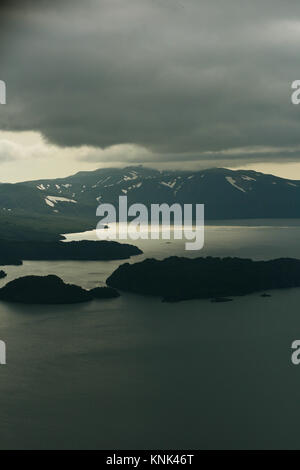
123;171;138;181
160;180;177;189
225;177;246;193
127;182;143;191
45;198;55;207
45;196;77;205
242;175;256;181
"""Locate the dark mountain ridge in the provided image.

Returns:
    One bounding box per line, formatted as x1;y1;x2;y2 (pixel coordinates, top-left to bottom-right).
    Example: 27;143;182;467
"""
0;166;300;240
20;166;300;219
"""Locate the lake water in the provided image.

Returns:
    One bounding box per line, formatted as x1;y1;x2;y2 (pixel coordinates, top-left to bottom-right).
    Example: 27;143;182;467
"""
1;220;300;449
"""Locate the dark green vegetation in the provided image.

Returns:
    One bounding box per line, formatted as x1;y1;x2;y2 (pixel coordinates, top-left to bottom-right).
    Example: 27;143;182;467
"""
0;275;91;304
0;212;95;242
0;271;6;279
0;240;142;262
0;275;120;304
106;256;300;302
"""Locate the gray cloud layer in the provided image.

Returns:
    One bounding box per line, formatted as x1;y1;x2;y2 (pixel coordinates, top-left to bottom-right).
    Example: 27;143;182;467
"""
1;0;300;167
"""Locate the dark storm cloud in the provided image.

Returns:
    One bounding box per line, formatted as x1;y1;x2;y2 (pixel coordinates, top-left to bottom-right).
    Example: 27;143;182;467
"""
1;0;300;166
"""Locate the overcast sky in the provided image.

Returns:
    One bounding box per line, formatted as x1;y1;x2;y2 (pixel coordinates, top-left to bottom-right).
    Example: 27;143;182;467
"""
1;0;300;181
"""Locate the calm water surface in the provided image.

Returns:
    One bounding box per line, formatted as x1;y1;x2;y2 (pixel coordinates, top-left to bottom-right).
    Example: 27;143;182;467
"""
1;220;300;449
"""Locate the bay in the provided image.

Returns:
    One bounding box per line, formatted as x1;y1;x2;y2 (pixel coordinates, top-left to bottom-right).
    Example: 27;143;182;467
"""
0;220;299;449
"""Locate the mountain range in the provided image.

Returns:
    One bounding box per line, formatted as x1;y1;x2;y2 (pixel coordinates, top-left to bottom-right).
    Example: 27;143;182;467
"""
1;166;300;240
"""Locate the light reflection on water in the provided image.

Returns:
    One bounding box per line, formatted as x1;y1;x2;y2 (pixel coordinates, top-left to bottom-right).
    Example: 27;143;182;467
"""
0;220;300;449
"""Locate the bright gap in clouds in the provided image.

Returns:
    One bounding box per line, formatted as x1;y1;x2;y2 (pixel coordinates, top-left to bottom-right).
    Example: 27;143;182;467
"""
0;131;152;182
1;130;300;183
229;163;300;181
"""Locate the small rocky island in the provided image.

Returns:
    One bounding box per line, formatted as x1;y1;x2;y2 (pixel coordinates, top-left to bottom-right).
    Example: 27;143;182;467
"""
106;256;300;302
0;275;120;304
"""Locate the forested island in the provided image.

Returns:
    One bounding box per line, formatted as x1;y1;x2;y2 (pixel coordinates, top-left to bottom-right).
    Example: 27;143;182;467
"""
106;256;300;302
0;275;120;304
